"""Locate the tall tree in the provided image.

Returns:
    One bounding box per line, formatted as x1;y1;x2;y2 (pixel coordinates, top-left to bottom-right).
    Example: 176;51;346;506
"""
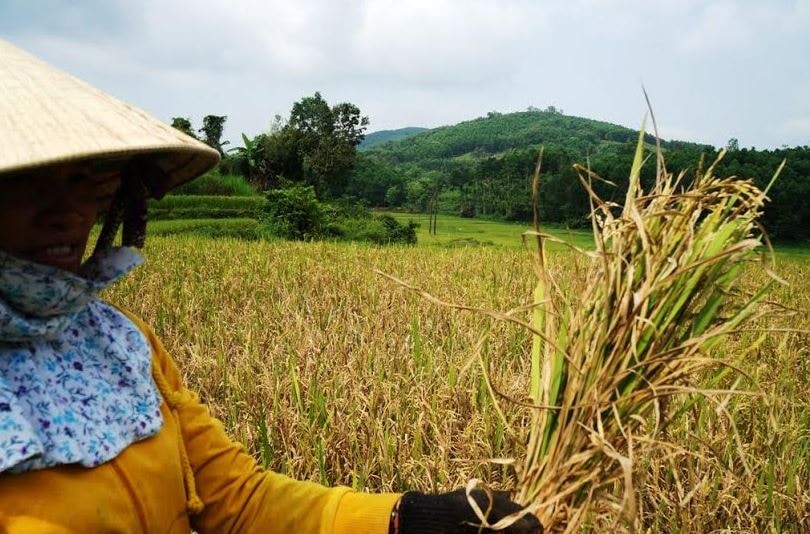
170;117;198;139
260;92;369;198
726;137;740;152
332;102;370;146
289;93;333;143
227;133;268;185
262;127;305;187
199;115;229;155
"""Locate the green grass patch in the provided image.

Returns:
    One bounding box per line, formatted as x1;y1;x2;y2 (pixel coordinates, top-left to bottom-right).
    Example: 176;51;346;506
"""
148;218;260;239
172;172;256;196
382;212;594;250
149;195;265;220
383;212;810;256
772;243;810;258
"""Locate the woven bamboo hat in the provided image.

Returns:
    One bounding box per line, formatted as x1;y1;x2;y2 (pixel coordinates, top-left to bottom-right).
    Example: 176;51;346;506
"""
0;38;220;191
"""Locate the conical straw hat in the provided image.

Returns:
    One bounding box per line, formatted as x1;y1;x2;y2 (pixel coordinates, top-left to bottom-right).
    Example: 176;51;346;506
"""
0;38;220;193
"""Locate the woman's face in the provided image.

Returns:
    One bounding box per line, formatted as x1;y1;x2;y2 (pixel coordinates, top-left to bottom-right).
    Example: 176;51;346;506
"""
0;164;121;273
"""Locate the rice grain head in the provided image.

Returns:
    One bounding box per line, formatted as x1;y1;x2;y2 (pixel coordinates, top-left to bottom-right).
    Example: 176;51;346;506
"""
515;125;780;531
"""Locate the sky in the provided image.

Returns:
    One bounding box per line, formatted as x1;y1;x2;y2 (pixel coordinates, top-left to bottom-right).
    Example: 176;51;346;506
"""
1;0;809;150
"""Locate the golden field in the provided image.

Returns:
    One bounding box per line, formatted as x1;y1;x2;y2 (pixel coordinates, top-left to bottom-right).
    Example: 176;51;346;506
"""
104;236;809;532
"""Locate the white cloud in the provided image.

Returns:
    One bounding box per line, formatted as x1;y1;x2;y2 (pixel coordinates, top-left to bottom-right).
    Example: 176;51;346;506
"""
2;0;807;147
351;0;543;85
780;116;810;141
679;0;808;54
123;0;548;86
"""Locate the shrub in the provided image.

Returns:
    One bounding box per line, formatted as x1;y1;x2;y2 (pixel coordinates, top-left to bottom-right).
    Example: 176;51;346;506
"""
335;214;418;245
258;186;418;244
260;185;325;240
376;214;418;245
459;204;476;218
329;196;372;219
437;190;462;214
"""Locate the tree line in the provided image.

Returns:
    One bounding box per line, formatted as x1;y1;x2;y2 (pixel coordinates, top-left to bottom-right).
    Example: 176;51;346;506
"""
173;92;368;200
173;101;810;242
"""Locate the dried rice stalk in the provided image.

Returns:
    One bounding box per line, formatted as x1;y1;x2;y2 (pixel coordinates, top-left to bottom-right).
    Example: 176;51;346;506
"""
515;122;782;531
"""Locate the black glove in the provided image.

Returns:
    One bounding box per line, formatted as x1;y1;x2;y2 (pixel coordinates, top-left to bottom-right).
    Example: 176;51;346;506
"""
390;489;541;534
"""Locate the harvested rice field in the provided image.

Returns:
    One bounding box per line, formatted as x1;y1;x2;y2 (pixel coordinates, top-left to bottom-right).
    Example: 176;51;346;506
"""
104;237;809;532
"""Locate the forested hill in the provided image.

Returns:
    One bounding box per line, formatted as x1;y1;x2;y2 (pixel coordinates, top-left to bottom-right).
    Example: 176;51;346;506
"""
346;109;809;241
364;109;710;164
359;127;428;150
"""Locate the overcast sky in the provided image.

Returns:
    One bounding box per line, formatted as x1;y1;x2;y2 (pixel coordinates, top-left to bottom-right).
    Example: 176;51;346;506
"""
2;0;808;149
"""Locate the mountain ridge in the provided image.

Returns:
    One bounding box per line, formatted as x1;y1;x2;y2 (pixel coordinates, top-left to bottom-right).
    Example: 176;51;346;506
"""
359;127;429;150
345;108;808;240
364;109;712;165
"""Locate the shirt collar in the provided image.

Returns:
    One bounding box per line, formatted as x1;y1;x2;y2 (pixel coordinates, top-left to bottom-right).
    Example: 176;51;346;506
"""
0;247;143;341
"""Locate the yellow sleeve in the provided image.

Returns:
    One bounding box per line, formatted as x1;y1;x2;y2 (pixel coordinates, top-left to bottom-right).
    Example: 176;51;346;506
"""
0;513;73;534
127;312;400;534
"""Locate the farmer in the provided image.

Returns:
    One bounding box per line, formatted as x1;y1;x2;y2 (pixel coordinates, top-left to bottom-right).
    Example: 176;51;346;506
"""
0;40;540;533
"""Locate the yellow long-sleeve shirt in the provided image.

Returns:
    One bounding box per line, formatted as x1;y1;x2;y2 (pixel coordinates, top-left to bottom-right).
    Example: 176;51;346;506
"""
0;312;399;533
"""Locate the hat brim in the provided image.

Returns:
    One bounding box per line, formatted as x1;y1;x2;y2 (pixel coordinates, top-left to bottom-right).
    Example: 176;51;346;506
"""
0;38;221;194
0;144;221;195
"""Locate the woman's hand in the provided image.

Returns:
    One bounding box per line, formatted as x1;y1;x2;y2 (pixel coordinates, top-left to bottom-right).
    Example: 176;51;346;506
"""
390;489;541;534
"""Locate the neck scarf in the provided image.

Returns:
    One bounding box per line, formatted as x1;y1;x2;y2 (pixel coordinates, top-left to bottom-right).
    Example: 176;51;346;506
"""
0;248;164;473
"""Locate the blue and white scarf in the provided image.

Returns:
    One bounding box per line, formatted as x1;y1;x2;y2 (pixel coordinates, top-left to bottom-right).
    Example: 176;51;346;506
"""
0;248;163;473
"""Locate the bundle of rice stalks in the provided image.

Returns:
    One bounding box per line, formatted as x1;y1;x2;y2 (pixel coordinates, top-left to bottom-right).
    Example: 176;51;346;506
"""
513;123;782;531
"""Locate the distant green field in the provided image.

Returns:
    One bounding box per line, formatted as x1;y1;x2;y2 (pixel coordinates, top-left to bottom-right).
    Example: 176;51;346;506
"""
773;243;810;258
146;213;809;258
384;212;594;251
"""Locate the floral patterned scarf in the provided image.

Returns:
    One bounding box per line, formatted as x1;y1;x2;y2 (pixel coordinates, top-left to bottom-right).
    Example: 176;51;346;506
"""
0;248;163;473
